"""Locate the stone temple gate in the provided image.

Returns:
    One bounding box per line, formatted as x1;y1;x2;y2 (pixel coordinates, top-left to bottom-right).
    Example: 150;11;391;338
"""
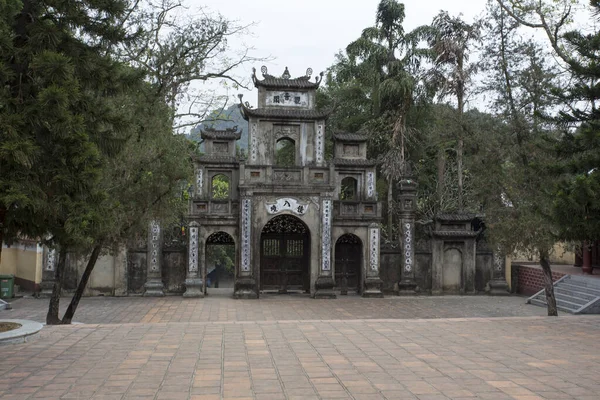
183;66;384;299
38;66;509;299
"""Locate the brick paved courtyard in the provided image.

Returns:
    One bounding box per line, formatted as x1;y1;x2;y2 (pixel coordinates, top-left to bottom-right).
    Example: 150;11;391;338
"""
2;295;600;400
5;293;548;324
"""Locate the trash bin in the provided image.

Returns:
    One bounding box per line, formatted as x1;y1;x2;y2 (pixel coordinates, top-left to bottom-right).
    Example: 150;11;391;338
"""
0;274;15;299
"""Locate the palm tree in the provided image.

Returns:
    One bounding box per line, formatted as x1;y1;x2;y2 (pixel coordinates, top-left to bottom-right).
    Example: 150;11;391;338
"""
344;0;432;237
427;11;481;212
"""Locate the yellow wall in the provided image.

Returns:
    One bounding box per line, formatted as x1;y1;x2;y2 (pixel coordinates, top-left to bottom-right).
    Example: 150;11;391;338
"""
512;242;576;265
0;241;43;284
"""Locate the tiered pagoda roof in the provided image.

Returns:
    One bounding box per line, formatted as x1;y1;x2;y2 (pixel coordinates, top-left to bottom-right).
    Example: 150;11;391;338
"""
200;126;242;140
252;66;323;89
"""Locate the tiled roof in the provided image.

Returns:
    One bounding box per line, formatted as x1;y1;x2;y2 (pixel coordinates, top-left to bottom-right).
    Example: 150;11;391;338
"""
198;155;239;164
433;230;479;238
200;127;242;140
333;133;368;142
239;104;332;121
252;66;323;89
333;158;377;166
436;213;476;222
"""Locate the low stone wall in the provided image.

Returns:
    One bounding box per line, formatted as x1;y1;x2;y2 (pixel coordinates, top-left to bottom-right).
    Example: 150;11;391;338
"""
515;264;566;296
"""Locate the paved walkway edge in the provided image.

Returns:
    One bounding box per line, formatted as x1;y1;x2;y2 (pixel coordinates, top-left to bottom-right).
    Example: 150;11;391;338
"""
0;319;43;345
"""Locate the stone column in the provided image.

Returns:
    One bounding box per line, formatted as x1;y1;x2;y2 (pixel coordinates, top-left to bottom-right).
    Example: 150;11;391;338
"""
489;249;510;295
113;244;128;296
363;224;384;297
143;220;164;297
314;197;336;299
234;196;258;299
397;178;419;294
39;246;56;297
184;221;203;298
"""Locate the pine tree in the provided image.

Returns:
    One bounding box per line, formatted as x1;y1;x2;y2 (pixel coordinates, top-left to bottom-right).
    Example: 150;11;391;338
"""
553;0;600;256
0;0;143;323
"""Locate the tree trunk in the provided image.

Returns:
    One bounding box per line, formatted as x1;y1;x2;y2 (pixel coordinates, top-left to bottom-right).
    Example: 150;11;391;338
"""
46;248;67;325
387;180;393;239
539;250;558;316
457;138;464;212
457;67;465;213
61;244;102;324
436;148;446;212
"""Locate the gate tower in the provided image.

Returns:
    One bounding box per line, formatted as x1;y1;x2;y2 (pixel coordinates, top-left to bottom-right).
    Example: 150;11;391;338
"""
186;66;382;299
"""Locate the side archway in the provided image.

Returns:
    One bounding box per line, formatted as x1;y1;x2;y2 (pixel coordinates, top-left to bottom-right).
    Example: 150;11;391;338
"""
205;231;235;290
335;234;362;295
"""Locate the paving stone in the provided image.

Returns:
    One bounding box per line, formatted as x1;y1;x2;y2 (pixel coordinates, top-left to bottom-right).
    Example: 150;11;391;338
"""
1;296;599;400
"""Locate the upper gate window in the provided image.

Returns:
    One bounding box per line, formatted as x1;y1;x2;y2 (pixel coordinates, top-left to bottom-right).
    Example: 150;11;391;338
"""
211;174;230;199
340;177;357;200
276;138;295;167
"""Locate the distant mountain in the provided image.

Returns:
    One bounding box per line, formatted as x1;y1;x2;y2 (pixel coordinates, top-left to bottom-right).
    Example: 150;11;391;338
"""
187;104;248;152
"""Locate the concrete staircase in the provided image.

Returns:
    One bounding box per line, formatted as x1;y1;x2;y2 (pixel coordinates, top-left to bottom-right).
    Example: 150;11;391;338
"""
527;275;600;314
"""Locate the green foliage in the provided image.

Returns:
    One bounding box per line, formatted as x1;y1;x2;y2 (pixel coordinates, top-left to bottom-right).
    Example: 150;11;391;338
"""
552;0;600;242
275;139;296;167
211;174;230;200
206;244;235;274
0;0;138;250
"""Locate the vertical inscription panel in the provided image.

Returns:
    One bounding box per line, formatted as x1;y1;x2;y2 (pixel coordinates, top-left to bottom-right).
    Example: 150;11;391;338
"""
316;124;324;164
195;168;203;197
188;226;198;272
251;123;258;162
367;172;375;199
369;227;379;271
321;199;332;271
403;222;413;272
241;198;252;272
44;248;56;272
150;221;160;272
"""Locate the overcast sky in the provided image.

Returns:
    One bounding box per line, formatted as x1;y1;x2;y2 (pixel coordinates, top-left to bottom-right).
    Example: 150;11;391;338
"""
183;0;488;109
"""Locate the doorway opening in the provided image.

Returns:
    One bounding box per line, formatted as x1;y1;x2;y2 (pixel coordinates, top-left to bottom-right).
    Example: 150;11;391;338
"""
205;231;235;296
334;234;362;295
260;214;310;293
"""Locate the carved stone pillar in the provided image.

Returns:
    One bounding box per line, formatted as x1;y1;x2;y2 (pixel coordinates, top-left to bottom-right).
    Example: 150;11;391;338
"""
234;196;258;299
39;246;56;297
489;249;510;295
184;221;204;298
143;220;164;297
113;244;128;296
397;178;419;295
315;197;336;299
363;224;383;297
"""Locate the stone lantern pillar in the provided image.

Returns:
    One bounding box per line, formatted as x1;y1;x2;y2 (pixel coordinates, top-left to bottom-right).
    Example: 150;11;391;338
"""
397;177;419;294
143;220;165;296
234;195;258;299
489;249;510;295
183;221;204;298
315;197;336;298
39;246;57;297
363;223;383;297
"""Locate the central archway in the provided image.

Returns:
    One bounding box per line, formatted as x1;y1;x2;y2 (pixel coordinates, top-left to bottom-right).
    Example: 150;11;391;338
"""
260;214;310;293
334;234;362;295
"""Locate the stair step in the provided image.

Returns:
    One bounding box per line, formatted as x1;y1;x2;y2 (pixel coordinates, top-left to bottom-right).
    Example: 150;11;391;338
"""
567;276;600;290
559;283;600;297
531;295;582;312
554;292;590;306
529;298;578;313
554;287;598;301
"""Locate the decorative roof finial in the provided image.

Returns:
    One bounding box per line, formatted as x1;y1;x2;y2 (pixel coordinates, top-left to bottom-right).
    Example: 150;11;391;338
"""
306;67;313;77
260;65;268;76
282;67;291;79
